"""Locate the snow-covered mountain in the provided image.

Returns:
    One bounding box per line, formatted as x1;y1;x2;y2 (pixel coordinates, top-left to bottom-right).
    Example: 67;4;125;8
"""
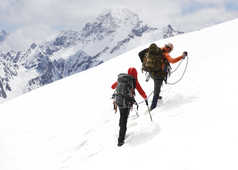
1;18;238;170
54;9;183;61
163;24;184;39
18;42;102;91
0;9;183;101
0;30;8;42
0;51;19;98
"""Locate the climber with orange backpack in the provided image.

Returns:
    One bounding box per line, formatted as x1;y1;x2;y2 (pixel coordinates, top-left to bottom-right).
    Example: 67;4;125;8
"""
139;43;187;111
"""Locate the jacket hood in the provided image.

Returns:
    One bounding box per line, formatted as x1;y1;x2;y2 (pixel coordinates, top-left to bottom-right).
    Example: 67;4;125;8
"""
128;67;138;79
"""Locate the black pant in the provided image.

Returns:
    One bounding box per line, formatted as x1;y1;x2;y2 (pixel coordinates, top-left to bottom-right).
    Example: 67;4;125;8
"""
150;78;163;109
153;78;163;97
118;107;130;143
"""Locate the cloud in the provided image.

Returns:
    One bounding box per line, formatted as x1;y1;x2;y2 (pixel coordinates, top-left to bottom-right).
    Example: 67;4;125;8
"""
0;0;238;51
0;24;57;52
1;0;238;30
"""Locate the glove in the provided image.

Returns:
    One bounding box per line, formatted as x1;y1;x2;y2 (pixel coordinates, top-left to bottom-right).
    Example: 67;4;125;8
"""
145;99;149;106
182;51;188;59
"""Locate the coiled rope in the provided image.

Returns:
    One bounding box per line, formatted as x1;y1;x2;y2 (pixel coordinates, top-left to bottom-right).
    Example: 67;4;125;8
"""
137;56;189;105
167;56;189;85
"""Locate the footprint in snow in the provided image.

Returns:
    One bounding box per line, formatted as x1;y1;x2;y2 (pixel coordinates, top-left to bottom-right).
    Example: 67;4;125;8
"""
126;123;160;146
74;140;88;151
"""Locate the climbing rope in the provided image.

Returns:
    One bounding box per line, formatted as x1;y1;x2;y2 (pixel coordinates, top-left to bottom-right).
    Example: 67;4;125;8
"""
170;57;185;73
137;56;189;105
167;56;189;85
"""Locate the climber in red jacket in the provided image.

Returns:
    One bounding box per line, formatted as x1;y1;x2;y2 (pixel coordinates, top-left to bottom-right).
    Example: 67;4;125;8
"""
111;67;148;146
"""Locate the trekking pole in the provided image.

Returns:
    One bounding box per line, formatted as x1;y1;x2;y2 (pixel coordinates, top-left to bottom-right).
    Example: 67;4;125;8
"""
135;109;139;117
134;100;139;117
145;99;153;122
146;105;153;122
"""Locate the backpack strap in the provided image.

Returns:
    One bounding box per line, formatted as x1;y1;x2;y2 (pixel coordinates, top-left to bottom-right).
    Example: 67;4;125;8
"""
138;48;149;63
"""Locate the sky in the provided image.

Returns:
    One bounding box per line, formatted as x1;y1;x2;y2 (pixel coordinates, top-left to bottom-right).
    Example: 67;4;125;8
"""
1;0;238;51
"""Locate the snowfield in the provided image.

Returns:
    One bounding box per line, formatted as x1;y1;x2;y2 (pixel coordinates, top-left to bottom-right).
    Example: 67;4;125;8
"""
1;19;238;170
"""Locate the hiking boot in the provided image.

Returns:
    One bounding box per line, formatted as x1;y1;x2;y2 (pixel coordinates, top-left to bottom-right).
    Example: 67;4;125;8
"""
117;141;124;147
150;105;156;111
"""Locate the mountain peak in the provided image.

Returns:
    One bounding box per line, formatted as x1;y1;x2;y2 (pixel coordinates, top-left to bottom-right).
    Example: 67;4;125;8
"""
95;8;140;28
167;24;175;31
98;8;139;21
0;10;185;101
81;8;142;40
163;25;184;39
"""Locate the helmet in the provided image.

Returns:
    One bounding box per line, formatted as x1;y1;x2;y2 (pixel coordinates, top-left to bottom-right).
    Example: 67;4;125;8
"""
165;43;174;51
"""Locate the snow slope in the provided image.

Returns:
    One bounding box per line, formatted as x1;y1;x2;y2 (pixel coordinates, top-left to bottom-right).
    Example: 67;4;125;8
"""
1;19;238;170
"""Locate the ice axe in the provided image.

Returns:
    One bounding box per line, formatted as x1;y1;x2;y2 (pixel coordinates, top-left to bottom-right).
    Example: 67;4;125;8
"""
147;106;153;122
145;99;153;122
